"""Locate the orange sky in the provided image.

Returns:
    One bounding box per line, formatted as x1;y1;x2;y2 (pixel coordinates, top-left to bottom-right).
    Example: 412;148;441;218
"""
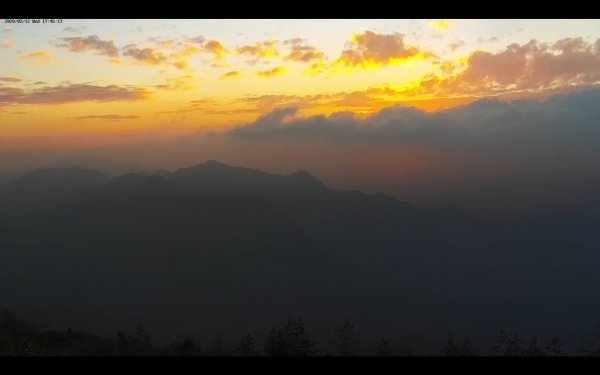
1;19;600;150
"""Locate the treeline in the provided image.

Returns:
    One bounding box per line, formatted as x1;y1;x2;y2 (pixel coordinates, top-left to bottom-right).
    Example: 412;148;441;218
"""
2;309;600;356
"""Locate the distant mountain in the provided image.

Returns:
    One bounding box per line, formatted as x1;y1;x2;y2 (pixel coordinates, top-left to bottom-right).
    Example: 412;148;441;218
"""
169;160;329;199
8;167;108;190
0;160;598;351
0;167;109;216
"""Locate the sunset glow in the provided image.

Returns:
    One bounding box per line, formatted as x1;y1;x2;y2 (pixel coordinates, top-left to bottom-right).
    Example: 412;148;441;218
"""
1;19;600;150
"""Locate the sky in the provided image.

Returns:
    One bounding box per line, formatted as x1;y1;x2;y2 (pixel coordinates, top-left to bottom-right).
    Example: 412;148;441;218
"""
2;19;600;214
1;19;600;149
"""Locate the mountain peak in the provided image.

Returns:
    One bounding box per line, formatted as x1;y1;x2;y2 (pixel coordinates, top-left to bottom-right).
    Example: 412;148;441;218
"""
173;160;232;176
182;159;230;172
287;170;316;180
285;170;328;191
203;159;227;167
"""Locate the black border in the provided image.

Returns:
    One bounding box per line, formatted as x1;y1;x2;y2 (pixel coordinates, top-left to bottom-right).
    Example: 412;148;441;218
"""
1;1;597;19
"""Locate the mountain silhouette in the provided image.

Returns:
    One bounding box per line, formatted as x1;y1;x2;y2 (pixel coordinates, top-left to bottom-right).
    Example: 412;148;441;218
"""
168;160;330;199
9;167;108;190
0;160;598;348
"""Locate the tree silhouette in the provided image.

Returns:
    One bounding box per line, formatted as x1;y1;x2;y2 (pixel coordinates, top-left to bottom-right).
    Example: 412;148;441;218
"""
264;316;315;356
333;321;357;356
113;325;154;356
523;337;545;356
237;334;258;356
167;336;202;356
445;336;477;356
492;331;556;356
376;339;393;356
207;333;230;356
580;325;600;356
545;337;562;356
492;331;525;356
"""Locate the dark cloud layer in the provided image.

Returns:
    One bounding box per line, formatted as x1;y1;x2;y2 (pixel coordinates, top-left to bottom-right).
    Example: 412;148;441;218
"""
231;89;600;148
228;90;600;214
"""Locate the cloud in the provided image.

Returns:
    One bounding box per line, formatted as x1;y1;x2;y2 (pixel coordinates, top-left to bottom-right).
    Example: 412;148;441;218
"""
21;50;52;60
335;31;435;69
284;44;324;62
173;61;189;70
2;27;13;33
177;45;201;56
0;84;150;106
66;114;140;121
0;76;22;83
169;44;202;70
235;40;278;58
230;90;600;154
428;19;451;31
226;89;600;214
283;38;305;46
147;37;178;49
229;89;403;116
256;66;286;77
467;38;600;90
478;37;499;44
385;38;600;99
220;71;240;80
123;46;167;65
1;40;15;48
156;98;216;114
63;26;85;34
156;75;196;91
203;40;227;60
20;50;62;65
187;35;205;45
236;94;318;110
54;35;119;57
448;40;466;52
303;61;327;76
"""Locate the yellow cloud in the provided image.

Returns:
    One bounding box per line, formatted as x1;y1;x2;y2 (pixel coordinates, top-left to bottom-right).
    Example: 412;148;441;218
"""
368;38;600;102
333;31;436;71
156;75;197;91
0;76;22;83
204;40;227;60
220;71;240;80
256;67;286;77
428;19;451;31
20;50;62;65
21;50;52;60
284;44;324;62
303;60;327;76
66;115;140;121
235;40;278;58
173;61;190;70
123;47;167;66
